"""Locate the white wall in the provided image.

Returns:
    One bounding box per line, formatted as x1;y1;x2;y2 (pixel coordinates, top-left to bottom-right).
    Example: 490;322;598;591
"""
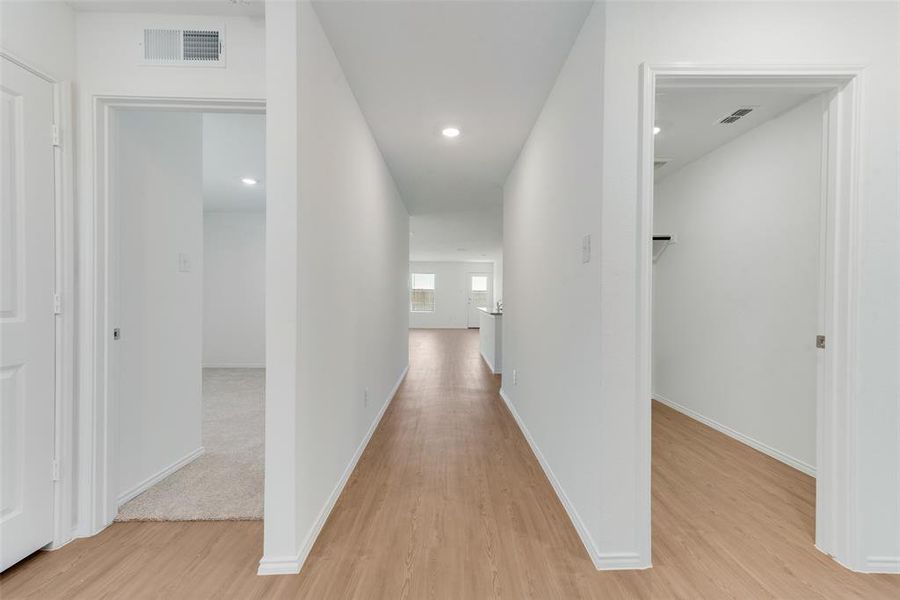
409;261;494;329
653;96;824;474
0;1;76;80
75;11;265;99
203;212;266;368
599;0;900;571
504;0;900;572
501;1;608;568
261;1;410;573
114;111;203;501
73;9;266;537
261;0;300;565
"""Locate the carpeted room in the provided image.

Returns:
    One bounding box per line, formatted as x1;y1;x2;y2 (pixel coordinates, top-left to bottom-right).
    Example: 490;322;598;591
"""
113;111;266;524
116;369;264;521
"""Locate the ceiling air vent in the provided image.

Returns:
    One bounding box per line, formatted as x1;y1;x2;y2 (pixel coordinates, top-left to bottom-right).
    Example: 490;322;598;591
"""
140;27;225;67
718;107;755;125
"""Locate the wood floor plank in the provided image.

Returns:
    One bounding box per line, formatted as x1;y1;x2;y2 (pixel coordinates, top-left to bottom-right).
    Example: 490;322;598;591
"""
2;329;897;598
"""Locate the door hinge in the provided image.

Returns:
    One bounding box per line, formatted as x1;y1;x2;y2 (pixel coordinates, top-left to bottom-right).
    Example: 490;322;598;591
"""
816;335;826;349
53;292;62;315
52;460;60;481
51;123;61;147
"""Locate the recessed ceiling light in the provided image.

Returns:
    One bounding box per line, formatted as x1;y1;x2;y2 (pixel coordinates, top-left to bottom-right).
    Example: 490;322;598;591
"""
653;126;661;135
442;127;460;138
241;177;258;185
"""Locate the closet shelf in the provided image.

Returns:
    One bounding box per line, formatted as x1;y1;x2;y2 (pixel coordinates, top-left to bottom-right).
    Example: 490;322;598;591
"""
652;233;677;262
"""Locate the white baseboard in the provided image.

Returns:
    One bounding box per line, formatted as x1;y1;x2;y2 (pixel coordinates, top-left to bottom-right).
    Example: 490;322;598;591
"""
257;554;304;576
499;388;642;571
117;446;205;507
863;556;900;574
202;363;265;369
652;392;816;478
480;352;496;374
257;364;410;576
594;552;647;570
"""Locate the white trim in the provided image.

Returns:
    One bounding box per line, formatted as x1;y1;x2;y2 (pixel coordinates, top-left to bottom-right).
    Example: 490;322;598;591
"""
593;553;646;570
257;554;304;576
814;71;863;570
638;63;863;571
635;62;656;568
480;353;496;375
862;557;900;574
652;393;816;477
116;447;205;507
258;365;409;576
499;389;649;571
202;363;266;369
82;95;267;537
0;47;58;83
49;79;77;551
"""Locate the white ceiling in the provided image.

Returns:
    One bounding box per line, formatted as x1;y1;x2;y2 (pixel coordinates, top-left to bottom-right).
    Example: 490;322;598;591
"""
410;207;502;263
313;0;593;261
203;112;266;212
67;0;264;17
654;87;820;181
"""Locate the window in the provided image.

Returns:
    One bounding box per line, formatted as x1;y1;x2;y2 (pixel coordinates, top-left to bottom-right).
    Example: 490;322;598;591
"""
410;273;436;312
470;276;488;292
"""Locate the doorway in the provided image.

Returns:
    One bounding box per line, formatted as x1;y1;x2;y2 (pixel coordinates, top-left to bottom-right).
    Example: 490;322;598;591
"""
652;85;825;474
466;272;492;328
83;98;266;528
109;109;266;522
637;65;863;567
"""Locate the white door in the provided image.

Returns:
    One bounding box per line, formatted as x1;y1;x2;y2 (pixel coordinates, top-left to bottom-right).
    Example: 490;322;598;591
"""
0;57;57;571
466;273;492;328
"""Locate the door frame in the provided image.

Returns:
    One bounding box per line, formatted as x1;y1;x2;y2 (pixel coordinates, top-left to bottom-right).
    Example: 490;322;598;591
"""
0;49;75;553
81;96;266;532
637;64;864;569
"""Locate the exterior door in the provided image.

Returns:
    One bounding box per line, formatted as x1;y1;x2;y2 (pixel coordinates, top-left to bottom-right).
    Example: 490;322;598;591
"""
0;57;56;571
466;273;492;328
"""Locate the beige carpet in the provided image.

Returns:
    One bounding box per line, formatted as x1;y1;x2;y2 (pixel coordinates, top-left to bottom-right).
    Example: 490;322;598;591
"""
115;368;264;521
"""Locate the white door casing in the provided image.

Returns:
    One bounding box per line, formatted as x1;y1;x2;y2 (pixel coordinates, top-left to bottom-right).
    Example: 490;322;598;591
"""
637;64;864;570
85;97;264;532
0;56;57;571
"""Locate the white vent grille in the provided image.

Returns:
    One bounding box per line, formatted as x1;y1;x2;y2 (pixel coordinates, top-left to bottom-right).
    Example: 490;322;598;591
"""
144;29;182;61
141;27;225;66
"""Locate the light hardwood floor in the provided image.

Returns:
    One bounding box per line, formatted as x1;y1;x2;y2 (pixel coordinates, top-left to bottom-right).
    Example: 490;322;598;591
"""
2;329;898;598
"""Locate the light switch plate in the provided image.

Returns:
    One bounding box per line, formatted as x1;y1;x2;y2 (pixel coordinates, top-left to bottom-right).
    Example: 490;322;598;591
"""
178;253;192;273
582;234;591;264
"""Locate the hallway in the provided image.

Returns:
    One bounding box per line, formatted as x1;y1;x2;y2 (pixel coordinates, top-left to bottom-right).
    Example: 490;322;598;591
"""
2;330;897;598
288;328;620;597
